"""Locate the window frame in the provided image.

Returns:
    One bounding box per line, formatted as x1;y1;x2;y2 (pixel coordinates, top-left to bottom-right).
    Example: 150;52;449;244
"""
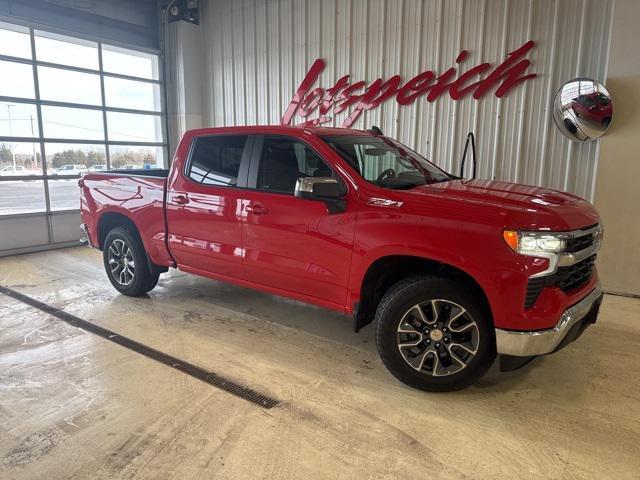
182;134;254;190
0;20;167;222
247;134;347;197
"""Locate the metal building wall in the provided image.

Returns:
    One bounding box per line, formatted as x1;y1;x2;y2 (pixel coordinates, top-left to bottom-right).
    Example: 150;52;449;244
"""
200;0;613;201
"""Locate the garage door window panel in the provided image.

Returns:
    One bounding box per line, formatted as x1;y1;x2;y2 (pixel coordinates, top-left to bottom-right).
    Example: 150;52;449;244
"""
0;179;45;215
110;145;164;170
104;77;161;112
0;142;42;176
0;60;36;99
34;31;99;70
102;44;159;80
48;179;81;211
106;111;162;143
38;66;102;106
0;103;40;138
0;22;32;59
45;143;106;175
41;106;104;141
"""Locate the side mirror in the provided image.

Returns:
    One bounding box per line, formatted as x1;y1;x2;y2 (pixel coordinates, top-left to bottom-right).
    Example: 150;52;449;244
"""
295;177;346;213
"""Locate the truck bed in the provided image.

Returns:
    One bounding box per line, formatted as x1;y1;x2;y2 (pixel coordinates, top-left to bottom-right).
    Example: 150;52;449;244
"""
80;170;173;267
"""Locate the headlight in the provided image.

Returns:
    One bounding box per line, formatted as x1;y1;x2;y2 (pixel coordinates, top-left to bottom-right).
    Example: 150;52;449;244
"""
503;230;566;255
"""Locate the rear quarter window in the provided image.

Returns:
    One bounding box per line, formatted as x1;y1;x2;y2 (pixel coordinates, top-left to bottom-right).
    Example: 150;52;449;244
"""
187;135;248;186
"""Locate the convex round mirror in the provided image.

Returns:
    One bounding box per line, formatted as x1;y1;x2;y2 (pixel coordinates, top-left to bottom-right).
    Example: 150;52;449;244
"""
553;78;613;141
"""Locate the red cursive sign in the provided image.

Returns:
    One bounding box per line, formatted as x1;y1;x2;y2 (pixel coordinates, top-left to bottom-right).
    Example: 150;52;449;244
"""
282;41;537;128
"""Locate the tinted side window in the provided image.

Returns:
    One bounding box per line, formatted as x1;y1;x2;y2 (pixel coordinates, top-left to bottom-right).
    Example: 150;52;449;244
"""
257;136;336;194
187;135;247;186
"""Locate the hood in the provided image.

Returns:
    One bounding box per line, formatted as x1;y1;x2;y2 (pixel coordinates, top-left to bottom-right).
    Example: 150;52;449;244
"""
392;179;600;231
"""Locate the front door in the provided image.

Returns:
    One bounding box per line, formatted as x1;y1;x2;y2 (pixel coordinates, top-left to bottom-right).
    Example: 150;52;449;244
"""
241;135;356;307
166;134;251;279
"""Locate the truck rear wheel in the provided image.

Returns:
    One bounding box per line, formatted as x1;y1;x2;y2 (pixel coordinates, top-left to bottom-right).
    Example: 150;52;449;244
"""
375;275;496;392
103;226;160;297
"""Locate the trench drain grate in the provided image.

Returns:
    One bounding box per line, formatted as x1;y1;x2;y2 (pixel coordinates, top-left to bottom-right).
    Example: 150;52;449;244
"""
0;285;279;409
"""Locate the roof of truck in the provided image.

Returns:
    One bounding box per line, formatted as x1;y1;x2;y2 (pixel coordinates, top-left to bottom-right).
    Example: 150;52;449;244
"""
184;125;375;137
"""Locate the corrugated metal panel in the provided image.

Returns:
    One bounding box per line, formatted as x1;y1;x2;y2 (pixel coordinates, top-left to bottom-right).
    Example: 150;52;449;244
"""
200;0;613;201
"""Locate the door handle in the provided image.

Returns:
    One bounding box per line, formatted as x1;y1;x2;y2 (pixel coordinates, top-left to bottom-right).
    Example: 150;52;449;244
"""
172;194;189;205
245;204;267;215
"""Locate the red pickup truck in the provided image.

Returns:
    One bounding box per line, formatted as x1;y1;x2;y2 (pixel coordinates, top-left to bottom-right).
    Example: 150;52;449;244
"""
80;126;603;391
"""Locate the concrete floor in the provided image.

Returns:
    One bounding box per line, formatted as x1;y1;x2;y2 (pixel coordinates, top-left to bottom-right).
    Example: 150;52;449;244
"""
1;247;639;480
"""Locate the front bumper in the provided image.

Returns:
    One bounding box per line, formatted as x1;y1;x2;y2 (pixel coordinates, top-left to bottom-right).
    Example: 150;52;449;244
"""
495;285;602;356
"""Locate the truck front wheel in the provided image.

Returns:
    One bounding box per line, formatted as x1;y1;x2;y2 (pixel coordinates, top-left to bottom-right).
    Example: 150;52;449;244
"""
103;226;160;296
375;275;496;392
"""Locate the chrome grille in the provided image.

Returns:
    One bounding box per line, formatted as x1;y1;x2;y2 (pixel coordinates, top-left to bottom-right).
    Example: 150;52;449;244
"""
554;255;597;292
565;233;595;253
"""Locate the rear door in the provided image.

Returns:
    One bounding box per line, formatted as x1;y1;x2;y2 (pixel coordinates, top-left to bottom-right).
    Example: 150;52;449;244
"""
240;135;356;307
166;134;252;279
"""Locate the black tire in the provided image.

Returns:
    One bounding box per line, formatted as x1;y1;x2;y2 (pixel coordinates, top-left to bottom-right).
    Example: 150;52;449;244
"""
102;225;160;296
375;275;496;392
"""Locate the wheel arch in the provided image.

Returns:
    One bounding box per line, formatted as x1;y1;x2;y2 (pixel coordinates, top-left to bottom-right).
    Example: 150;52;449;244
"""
97;211;140;250
353;254;493;333
98;210;168;275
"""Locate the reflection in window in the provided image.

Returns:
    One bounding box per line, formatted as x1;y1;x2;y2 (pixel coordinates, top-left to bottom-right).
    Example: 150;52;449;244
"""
44;143;106;173
38;66;102;106
106;112;162;143
104;77;161;111
187;136;247;186
0;60;35;99
0;22;31;59
41;106;104;140
0;102;39;138
0;142;42;175
109;145;164;169
34;30;99;70
102;44;159;80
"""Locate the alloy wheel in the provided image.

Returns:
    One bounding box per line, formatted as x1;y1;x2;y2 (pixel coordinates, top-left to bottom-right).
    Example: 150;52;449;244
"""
108;238;136;286
396;299;480;376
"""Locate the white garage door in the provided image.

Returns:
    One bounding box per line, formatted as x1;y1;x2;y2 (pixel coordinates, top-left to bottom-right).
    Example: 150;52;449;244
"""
0;20;167;256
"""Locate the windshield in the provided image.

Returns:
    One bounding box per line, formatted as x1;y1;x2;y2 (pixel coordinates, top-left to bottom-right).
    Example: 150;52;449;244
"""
321;135;452;189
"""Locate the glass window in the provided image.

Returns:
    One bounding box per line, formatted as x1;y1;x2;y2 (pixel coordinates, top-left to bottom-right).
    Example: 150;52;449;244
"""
0;102;39;138
0;60;35;99
0;20;167;223
0;179;45;214
257;136;336;194
104;77;161;111
34;31;98;70
41;106;104;140
38;66;102;106
106;112;162;142
102;44;159;80
322;135;451;189
0;22;32;59
187;136;247;186
45;143;106;174
109;145;164;170
48;178;81;211
0;142;42;175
